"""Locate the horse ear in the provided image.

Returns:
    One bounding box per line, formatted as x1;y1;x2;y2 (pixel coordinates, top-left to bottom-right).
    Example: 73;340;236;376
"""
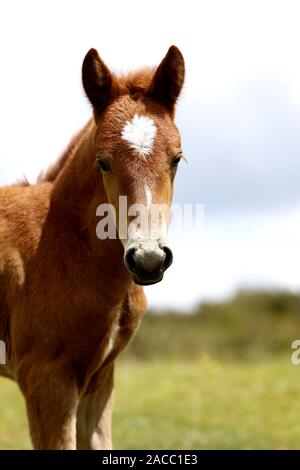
82;48;114;112
149;46;185;113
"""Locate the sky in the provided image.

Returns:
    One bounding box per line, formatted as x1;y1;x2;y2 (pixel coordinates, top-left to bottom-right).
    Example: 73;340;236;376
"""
0;0;299;309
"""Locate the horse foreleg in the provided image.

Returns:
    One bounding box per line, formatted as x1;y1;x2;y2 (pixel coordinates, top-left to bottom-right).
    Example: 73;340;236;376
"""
18;361;78;450
76;365;114;450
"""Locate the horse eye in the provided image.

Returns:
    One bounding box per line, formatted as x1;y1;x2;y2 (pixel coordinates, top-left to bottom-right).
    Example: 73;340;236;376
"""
97;159;111;173
171;156;182;168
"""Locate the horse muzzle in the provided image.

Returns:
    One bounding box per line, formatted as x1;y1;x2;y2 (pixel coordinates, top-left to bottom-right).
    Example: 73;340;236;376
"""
124;239;173;286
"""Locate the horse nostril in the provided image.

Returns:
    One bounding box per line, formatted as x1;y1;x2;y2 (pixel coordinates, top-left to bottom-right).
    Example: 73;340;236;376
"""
124;247;137;273
162;246;173;271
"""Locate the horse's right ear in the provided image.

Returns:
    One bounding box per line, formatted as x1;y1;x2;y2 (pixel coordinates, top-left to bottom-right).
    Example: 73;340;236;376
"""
82;49;114;112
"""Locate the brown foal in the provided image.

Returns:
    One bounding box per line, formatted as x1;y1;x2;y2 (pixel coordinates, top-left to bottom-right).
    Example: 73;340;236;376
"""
0;45;185;449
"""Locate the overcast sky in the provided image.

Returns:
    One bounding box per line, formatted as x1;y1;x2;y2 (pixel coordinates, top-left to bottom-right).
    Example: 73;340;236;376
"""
0;1;299;308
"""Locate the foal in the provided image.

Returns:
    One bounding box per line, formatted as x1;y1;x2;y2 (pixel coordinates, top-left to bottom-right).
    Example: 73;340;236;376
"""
0;46;185;449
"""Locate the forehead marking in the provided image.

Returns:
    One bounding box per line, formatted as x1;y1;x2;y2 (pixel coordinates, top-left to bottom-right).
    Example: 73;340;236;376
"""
121;114;156;157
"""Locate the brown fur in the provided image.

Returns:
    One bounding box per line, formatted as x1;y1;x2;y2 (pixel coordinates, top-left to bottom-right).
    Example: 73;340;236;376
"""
0;46;185;449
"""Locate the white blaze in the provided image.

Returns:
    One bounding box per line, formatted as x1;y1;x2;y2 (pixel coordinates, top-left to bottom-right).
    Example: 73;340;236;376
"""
121;114;156;157
145;185;152;209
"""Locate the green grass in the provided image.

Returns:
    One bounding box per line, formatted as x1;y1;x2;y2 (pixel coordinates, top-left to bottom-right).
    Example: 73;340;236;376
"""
127;290;300;361
1;356;300;449
0;378;29;449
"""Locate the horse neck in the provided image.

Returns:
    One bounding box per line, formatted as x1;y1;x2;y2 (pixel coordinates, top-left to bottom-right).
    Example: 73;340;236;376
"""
50;121;127;278
51;122;101;214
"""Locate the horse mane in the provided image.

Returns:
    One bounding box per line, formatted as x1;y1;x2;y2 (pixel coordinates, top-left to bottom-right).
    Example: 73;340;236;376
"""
14;176;30;186
35;67;156;185
37;119;94;183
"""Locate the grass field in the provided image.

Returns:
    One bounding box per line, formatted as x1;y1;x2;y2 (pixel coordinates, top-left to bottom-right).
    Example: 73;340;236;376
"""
1;356;300;449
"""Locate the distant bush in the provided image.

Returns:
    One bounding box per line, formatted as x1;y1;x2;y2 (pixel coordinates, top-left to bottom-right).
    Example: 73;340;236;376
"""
123;290;300;361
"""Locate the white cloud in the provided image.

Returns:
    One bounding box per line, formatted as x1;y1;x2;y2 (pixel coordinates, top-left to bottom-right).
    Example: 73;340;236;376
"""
147;206;300;309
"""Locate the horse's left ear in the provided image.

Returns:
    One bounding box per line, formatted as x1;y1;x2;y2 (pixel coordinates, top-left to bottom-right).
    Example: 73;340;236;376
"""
148;46;185;113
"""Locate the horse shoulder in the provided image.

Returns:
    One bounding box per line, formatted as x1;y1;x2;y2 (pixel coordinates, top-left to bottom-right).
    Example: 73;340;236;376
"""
0;184;51;286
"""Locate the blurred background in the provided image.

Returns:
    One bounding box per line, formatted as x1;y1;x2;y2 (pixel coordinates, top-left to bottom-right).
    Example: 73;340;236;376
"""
0;0;300;449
